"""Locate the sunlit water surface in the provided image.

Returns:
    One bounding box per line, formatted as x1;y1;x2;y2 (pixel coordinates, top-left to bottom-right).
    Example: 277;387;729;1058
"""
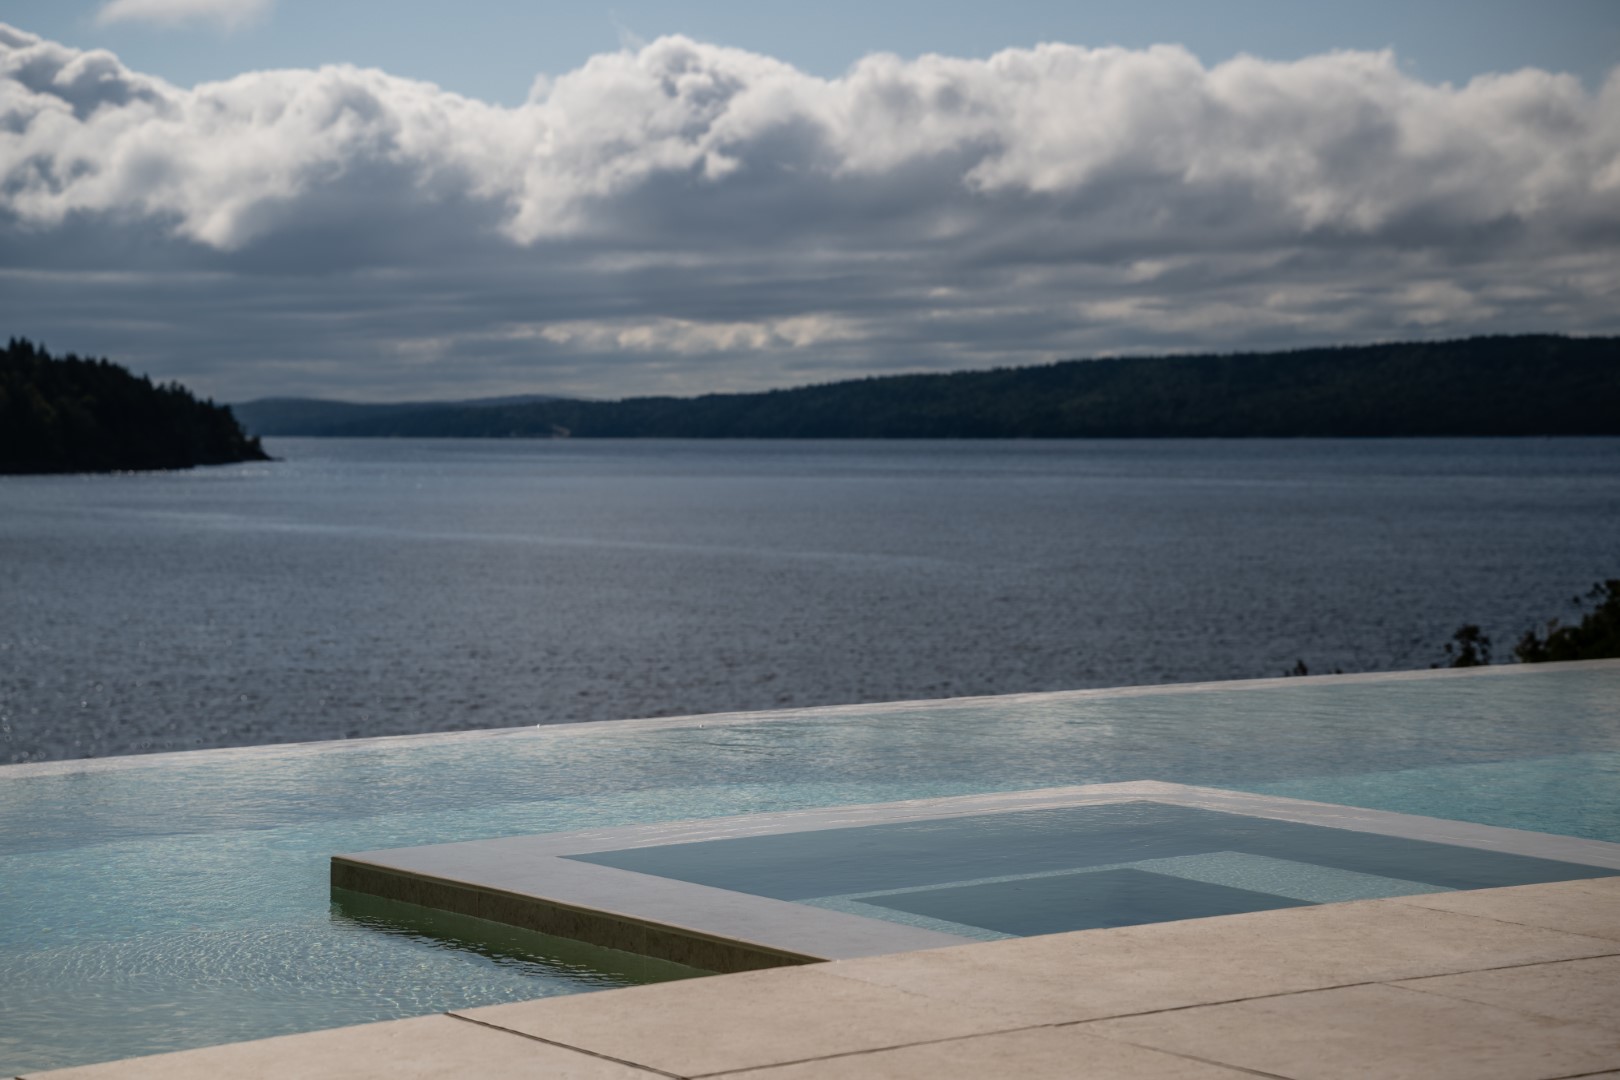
3;437;1617;762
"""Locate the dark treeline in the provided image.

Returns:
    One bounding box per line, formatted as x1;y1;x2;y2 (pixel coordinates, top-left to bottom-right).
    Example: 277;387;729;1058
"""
230;394;564;437
236;335;1619;439
1515;580;1620;663
1;339;269;474
1439;579;1620;669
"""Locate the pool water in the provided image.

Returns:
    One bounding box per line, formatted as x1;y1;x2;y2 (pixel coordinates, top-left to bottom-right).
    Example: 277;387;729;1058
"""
1;663;1618;1073
567;802;1620;940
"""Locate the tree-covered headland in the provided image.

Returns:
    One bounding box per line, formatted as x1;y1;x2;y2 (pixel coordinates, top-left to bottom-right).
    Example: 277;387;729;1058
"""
1;339;270;474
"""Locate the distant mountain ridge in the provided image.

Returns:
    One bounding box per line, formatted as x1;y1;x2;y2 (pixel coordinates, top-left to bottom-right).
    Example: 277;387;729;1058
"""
234;335;1620;439
231;394;568;436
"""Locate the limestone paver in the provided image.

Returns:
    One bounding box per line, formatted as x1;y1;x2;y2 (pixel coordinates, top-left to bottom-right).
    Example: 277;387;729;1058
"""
24;880;1620;1078
1082;983;1620;1080
820;895;1620;1023
457;965;1026;1077
719;1027;1257;1079
1394;954;1620;1030
1394;877;1620;940
22;1014;660;1080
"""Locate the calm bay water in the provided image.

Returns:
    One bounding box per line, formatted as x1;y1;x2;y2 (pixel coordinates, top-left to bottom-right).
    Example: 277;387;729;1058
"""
2;437;1617;764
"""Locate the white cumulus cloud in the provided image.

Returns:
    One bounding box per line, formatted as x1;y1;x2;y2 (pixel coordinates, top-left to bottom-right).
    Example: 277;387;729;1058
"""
95;0;273;30
0;22;1617;400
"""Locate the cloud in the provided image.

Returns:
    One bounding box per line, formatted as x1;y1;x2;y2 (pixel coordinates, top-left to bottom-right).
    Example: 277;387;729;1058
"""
95;0;273;30
533;314;863;354
0;23;1617;400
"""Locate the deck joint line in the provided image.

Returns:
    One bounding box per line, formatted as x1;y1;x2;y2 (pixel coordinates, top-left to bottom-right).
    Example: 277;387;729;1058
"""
446;1011;688;1079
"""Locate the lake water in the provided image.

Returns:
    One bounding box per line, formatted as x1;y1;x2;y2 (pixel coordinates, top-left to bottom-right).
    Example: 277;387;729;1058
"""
3;437;1618;764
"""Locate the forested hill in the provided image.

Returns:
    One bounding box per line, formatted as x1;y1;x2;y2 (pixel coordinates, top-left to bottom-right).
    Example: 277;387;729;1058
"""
1;339;270;474
231;394;565;437
238;335;1619;439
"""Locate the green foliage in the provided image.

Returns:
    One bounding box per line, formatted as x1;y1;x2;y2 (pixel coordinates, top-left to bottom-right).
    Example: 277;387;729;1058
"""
1441;625;1493;668
1515;580;1620;663
0;338;270;474
1284;659;1343;677
237;334;1620;439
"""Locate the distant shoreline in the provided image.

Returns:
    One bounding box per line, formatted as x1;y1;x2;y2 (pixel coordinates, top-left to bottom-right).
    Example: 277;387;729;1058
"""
235;334;1620;440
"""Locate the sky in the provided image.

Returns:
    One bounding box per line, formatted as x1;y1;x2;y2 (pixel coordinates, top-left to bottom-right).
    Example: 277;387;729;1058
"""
2;1;1618;403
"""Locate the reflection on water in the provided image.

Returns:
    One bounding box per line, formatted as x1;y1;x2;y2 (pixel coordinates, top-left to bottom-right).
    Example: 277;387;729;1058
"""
330;889;706;985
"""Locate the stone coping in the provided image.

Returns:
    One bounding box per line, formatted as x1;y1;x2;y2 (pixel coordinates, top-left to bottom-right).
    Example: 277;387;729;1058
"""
28;877;1620;1079
332;781;1620;972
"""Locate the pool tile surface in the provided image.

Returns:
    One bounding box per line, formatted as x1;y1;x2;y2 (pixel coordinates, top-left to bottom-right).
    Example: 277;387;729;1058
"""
1083;982;1620;1080
1114;850;1455;902
863;866;1312;935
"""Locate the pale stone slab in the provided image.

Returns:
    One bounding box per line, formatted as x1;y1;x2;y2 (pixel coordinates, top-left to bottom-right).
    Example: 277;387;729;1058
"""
821;896;1620;1023
1395;955;1620;1030
457;965;1025;1076
23;1014;659;1080
1083;983;1620;1080
720;1026;1258;1079
1394;877;1620;940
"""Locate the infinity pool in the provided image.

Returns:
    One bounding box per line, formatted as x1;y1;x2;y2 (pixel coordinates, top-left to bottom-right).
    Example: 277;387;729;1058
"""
568;800;1619;941
2;663;1618;1073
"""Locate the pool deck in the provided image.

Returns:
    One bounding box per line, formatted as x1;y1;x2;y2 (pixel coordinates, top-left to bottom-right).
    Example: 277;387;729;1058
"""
29;876;1620;1079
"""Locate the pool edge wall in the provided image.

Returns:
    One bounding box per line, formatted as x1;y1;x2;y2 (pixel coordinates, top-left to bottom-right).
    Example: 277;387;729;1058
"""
330;856;821;975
